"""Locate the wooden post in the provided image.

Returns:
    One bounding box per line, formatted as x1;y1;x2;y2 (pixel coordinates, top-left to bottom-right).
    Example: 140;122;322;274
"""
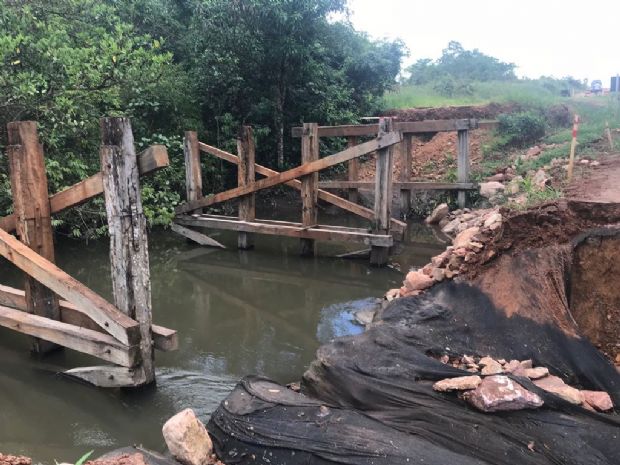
6;121;60;353
184;131;202;211
100;117;154;386
567;115;580;182
370;118;394;266
400;134;413;217
457;129;470;208
237;126;256;249
300;123;319;256
606;121;614;151
346;136;359;203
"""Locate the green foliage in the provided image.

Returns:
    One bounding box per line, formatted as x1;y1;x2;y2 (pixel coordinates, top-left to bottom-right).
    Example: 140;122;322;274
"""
75;450;94;465
496;111;546;148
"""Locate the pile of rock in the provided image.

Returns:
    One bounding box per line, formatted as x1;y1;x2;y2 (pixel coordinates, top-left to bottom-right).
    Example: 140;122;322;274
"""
386;205;502;301
432;354;614;413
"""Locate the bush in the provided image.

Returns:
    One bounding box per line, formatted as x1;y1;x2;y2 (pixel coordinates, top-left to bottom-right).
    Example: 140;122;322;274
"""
497;111;546;148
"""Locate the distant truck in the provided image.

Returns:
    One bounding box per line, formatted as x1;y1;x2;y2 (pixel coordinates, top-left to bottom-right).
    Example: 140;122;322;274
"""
591;80;603;95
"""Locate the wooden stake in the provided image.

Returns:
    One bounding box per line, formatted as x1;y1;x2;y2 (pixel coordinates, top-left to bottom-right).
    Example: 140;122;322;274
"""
237;126;256;249
184;131;203;212
400;134;413;216
6;121;61;353
567;115;580;181
100;117;154;386
457;129;470;209
346;136;359;203
370;118;394;266
300;123;319;256
606;121;614;151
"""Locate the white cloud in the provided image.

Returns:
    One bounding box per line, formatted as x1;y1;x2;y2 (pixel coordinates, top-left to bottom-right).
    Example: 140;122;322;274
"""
347;0;620;83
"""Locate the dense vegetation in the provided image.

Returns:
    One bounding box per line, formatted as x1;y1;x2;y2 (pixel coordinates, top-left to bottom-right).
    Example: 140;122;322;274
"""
0;0;405;238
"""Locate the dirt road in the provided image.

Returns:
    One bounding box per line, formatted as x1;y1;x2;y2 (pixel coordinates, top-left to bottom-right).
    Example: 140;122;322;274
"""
565;153;620;203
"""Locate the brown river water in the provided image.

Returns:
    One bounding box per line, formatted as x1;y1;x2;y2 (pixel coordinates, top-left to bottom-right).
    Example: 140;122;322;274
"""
0;208;444;463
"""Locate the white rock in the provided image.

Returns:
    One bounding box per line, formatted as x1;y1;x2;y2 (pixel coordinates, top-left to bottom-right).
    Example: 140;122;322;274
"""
162;409;213;465
480;182;505;199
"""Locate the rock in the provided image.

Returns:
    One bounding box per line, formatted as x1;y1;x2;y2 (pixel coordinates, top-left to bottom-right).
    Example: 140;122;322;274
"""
581;390;613;412
425;203;450;224
486;173;505;182
519;359;533;369
480;181;505;199
431;267;445;282
439;354;450;364
525;146;542;158
479;356;503;375
522;367;549;380
590;160;600;167
0;455;31;465
533;375;584;405
162;409;213;465
421;263;434;276
384;288;400;301
462;355;476;365
453;227;480;249
354;310;375;326
532;169;549;188
431;251;449;268
579;159;590;165
433;375;482;392
463;375;544;412
438;217;450;228
442;217;462;235
483;212;502;229
404;270;434;291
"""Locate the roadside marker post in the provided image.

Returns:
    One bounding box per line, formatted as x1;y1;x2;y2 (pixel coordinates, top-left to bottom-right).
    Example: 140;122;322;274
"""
567;115;580;181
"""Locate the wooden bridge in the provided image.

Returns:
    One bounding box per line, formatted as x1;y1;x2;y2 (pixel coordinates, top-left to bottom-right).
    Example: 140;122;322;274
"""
173;117;478;265
0;119;177;388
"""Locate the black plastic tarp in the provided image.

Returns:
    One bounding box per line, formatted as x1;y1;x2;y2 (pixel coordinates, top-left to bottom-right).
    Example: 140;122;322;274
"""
208;282;620;465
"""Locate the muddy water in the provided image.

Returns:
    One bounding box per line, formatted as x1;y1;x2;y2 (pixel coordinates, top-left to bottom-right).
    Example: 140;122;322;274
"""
0;210;444;463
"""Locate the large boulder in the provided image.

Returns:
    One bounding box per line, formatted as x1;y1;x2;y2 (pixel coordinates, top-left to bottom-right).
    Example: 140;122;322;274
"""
425;203;450;224
162;409;213;465
463;375;544;412
479;182;505;199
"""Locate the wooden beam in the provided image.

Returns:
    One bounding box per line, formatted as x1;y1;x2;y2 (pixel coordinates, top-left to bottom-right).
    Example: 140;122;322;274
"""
65;366;147;388
197;142;406;234
346;136;359;203
318;181;477;190
0;304;138;367
371;118;394;266
300;123;319;256
0;145;169;234
184;131;203;211
0;284;177;352
457;129;470;209
100;117;154;385
0;213;140;346
176;131;402;214
237;126;256;249
171;223;225;248
175;214;393;247
291;119;478;138
400;134;413;215
7;121;60;353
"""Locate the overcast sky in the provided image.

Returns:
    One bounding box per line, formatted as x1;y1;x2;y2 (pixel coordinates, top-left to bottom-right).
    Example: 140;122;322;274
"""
347;0;619;83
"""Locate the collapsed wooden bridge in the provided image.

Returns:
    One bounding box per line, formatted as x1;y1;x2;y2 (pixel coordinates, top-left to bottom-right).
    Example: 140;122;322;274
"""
173;117;479;265
0;119;177;388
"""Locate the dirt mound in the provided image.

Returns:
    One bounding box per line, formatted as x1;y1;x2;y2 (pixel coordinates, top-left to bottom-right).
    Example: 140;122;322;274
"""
382;102;518;121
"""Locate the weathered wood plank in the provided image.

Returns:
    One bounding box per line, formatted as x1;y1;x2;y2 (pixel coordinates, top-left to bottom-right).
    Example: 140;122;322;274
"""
184;131;203;212
0;145;169;234
371;118;394;266
171;223;226;248
197;142;407;233
65;366;146;387
317;181;476;190
237;126;256;249
346;136;359;203
300;123;319;256
177;131;402;214
291;119;478;138
7;121;61;353
100;117;154;385
0;227;139;345
0;284;177;352
400;134;413;215
175;215;393;247
457;129;470;209
0;304;138;367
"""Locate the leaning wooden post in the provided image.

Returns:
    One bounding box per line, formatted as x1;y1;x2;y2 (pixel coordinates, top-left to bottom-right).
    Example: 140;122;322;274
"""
100;117;154;386
457;129;470;208
237;126;256;249
400;133;413;217
300;123;319;256
346;136;359;203
567;115;580;182
371;118;394;266
184;131;203;212
6;121;61;353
